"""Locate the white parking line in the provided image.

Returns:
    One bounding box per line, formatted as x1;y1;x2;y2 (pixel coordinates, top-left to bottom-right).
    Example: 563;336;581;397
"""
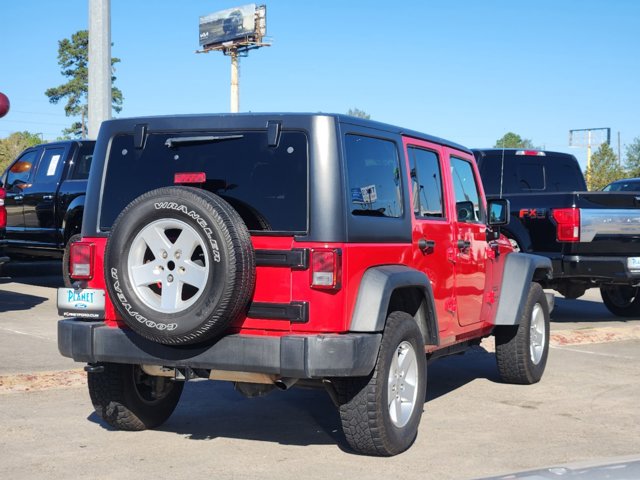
0;326;52;341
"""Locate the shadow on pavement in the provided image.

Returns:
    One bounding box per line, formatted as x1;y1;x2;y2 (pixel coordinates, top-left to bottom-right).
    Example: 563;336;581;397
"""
0;288;48;312
551;296;629;324
85;349;500;450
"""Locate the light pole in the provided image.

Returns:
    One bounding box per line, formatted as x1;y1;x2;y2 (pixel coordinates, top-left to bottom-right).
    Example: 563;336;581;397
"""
88;0;112;139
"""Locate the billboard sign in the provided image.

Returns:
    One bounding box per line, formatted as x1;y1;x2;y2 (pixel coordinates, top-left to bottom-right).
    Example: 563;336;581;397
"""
199;4;258;47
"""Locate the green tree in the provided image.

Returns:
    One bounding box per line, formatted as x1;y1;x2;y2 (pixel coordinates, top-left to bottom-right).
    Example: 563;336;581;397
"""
45;30;123;139
623;137;640;178
494;132;536;149
0;131;43;173
585;143;625;190
347;107;371;120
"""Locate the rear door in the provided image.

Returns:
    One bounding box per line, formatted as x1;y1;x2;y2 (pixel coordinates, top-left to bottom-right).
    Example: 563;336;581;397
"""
23;145;67;246
3;148;42;243
446;150;488;326
403;138;456;337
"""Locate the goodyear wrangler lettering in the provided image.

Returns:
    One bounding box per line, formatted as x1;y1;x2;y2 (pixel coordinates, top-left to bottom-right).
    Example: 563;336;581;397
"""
154;201;221;262
111;268;178;331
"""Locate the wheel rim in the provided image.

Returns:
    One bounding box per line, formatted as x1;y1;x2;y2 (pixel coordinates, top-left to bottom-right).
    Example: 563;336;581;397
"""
604;286;638;308
127;219;210;314
387;340;419;428
529;303;546;365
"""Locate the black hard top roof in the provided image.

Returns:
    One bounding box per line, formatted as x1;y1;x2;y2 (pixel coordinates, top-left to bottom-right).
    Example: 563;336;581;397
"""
100;112;471;154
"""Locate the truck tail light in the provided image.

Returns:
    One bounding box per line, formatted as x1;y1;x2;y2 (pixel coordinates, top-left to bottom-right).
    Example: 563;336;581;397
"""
515;150;546;156
310;248;342;290
70;241;95;280
552;208;580;242
0;188;6;228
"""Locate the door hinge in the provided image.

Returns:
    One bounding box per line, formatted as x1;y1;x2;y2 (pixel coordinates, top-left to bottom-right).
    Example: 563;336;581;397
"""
485;290;497;305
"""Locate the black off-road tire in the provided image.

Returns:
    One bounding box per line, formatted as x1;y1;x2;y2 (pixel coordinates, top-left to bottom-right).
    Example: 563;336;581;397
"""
104;186;255;345
495;282;550;384
62;233;82;288
600;285;640;317
88;363;184;430
333;312;426;456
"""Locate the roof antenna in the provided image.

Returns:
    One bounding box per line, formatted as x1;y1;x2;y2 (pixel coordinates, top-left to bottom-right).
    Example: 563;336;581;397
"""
499;141;506;198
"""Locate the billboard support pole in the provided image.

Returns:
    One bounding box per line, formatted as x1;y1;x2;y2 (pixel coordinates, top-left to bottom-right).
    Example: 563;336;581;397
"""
230;49;239;113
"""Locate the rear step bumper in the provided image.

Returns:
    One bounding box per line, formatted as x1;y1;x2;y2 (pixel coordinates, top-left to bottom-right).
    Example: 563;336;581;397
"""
58;319;381;378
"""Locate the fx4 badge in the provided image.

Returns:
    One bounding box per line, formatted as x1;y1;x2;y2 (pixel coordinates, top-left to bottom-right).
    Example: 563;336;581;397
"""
519;208;547;219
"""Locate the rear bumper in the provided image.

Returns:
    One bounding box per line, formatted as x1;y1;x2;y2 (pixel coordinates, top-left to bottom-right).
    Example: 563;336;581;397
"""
58;319;381;378
556;255;640;283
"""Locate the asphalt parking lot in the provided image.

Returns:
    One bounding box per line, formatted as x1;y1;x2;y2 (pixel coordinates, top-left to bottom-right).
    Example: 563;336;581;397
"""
1;261;639;479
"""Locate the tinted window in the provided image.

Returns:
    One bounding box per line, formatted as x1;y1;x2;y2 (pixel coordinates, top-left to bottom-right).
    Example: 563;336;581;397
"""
6;150;39;189
70;143;95;180
345;135;402;218
101;131;308;232
34;147;65;184
451;157;483;222
479;153;586;194
408;147;444;218
603;181;640;192
517;163;544;190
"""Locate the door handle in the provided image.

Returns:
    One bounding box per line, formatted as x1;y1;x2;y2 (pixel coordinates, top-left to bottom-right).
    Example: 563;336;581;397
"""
418;238;436;253
14;194;23;201
457;239;471;250
43;194;54;200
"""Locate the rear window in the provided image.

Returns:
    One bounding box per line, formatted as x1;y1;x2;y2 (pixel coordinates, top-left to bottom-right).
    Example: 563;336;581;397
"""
603;181;640;192
479;153;586;194
100;131;308;233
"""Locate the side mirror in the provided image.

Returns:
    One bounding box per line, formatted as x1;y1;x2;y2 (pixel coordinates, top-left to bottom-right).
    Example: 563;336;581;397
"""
487;198;510;226
456;200;475;222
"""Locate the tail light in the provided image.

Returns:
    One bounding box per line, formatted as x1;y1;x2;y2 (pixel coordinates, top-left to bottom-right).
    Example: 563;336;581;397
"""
0;188;6;228
70;241;95;280
552;208;580;242
515;150;546;156
310;248;342;290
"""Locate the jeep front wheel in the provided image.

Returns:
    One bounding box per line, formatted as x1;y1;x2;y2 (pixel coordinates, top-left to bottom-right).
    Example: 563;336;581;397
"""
495;282;549;384
88;363;184;430
104;187;255;345
334;312;426;456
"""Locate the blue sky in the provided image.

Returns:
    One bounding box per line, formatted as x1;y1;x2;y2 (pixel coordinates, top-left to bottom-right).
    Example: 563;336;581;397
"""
1;0;639;169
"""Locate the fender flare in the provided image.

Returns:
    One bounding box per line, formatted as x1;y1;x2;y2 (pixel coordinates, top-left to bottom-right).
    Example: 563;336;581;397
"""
62;195;85;241
349;265;439;345
493;253;552;326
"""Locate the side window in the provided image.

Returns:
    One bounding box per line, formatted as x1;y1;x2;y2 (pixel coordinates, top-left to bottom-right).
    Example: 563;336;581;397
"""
345;134;402;218
69;143;95;180
451;156;483;223
34;148;65;184
6;150;40;189
70;154;93;180
408;147;444;218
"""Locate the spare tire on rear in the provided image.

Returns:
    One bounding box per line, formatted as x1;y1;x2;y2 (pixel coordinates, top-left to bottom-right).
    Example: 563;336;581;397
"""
104;186;255;345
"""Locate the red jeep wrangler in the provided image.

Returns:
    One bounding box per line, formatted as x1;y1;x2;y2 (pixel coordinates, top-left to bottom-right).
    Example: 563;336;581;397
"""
58;114;552;456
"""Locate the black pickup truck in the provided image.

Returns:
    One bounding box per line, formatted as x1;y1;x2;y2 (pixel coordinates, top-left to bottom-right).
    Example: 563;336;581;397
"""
0;140;95;279
474;148;640;317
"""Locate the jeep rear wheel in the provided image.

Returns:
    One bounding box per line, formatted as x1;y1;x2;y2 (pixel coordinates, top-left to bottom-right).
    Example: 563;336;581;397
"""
334;312;426;456
88;363;184;430
104;187;255;345
495;282;549;384
600;285;640;317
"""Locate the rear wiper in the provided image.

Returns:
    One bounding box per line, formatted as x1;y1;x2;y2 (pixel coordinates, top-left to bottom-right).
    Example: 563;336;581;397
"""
164;134;244;148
